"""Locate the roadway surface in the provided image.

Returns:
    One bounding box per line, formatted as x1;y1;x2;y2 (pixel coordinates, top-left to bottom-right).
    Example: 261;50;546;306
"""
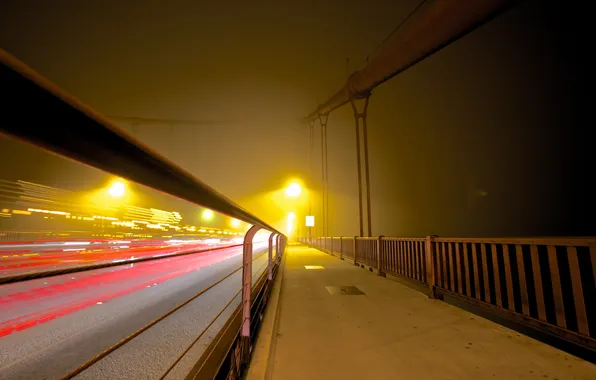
0;239;235;277
0;241;272;379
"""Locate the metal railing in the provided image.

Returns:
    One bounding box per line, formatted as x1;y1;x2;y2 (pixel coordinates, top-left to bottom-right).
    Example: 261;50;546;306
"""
1;48;286;380
305;236;596;351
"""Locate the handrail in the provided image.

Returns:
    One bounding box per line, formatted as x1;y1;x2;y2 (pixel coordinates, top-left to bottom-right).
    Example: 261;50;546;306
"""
0;48;283;236
314;235;596;246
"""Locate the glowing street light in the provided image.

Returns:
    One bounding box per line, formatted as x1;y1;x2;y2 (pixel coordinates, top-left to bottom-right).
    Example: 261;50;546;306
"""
230;218;241;228
108;181;126;198
285;182;302;197
202;209;214;221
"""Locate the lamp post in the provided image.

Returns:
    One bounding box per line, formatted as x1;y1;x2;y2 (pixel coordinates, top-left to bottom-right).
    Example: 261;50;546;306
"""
305;215;315;245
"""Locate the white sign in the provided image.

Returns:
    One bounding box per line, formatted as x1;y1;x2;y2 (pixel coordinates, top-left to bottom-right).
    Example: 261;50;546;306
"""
305;215;315;227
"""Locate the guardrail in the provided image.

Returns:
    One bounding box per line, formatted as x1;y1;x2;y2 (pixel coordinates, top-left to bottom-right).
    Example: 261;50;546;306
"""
1;48;286;379
187;238;285;379
305;236;596;351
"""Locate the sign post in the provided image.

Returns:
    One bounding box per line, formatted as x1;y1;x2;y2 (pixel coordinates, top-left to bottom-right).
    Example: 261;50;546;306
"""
305;215;315;245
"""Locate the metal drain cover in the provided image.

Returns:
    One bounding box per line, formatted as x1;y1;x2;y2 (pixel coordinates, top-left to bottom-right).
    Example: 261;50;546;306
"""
325;286;365;296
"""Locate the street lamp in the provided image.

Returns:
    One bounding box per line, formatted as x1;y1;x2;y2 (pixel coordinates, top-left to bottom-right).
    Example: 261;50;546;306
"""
201;209;213;226
202;209;214;221
285;182;302;197
107;181;126;198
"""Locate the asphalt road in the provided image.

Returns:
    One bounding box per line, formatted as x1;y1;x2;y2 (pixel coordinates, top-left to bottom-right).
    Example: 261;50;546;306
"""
0;241;273;379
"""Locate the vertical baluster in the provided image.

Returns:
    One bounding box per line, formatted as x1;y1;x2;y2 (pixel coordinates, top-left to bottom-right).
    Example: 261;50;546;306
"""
414;241;420;281
403;241;409;278
420;241;426;282
481;244;491;303
394;241;399;274
412;241;424;282
441;242;448;288
567;246;589;336
502;245;515;311
395;240;400;274
515;245;530;315
455;243;462;294
392;241;397;274
448;242;455;291
400;241;406;276
463;243;471;297
472;243;481;300
407;241;413;279
389;241;394;273
491;244;502;308
547;246;566;328
373;240;377;267
405;241;410;278
413;241;418;280
530;245;547;321
412;241;417;279
419;241;424;281
435;242;443;287
394;241;398;274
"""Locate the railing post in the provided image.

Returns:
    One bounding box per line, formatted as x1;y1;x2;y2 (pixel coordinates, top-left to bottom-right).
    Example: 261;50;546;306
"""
339;236;343;260
377;235;385;277
330;237;334;256
242;225;260;355
280;235;285;259
354;236;359;266
275;235;281;263
425;235;438;299
268;233;276;281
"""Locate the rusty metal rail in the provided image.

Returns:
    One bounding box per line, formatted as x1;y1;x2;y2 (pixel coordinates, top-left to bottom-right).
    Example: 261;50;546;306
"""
306;236;596;351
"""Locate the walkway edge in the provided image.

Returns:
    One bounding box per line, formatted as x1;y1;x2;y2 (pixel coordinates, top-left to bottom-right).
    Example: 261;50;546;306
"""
245;250;287;380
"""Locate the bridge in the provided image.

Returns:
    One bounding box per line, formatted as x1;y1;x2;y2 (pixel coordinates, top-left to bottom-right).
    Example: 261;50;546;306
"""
1;0;595;379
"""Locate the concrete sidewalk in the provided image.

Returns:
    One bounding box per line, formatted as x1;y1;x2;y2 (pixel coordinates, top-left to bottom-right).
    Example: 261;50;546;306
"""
247;244;595;380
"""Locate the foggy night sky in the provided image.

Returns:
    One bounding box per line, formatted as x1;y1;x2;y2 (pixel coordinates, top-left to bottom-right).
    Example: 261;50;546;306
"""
1;0;593;237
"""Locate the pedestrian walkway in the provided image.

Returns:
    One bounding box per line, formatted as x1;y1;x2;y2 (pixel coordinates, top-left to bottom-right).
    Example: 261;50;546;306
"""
247;244;595;380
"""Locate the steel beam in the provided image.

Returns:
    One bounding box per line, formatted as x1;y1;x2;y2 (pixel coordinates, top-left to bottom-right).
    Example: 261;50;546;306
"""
304;0;520;122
